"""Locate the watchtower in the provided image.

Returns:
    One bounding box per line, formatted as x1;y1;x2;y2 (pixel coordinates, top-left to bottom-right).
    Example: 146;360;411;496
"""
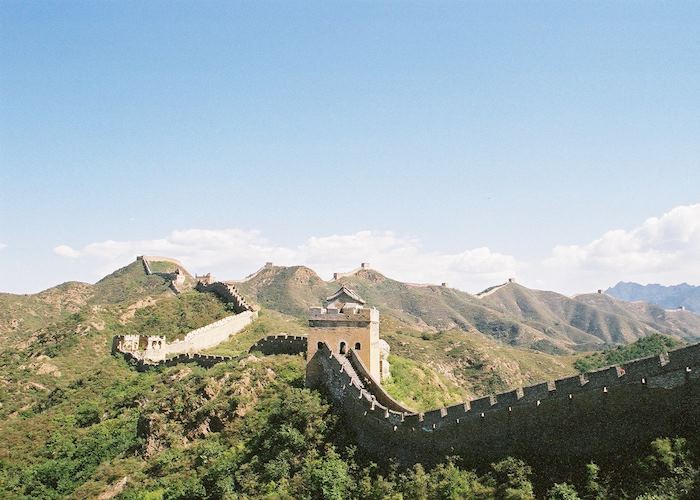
307;285;381;381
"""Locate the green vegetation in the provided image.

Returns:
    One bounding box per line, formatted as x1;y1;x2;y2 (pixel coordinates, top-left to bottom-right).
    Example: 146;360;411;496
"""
203;309;307;357
147;261;180;274
1;259;699;498
382;354;463;411
574;334;683;373
4;350;698;500
128;291;231;341
383;326;576;401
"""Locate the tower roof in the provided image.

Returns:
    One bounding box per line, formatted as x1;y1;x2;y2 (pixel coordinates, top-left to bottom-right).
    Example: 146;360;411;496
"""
326;285;366;305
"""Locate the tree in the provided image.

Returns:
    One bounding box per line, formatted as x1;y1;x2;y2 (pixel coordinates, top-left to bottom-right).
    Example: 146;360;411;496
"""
547;483;581;500
490;457;535;500
582;462;607;500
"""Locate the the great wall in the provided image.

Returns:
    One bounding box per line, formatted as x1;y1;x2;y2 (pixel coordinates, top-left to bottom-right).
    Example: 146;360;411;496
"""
114;259;700;468
114;257;257;363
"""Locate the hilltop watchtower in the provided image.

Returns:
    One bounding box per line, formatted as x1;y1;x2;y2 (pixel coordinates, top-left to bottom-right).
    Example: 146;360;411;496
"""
307;285;381;381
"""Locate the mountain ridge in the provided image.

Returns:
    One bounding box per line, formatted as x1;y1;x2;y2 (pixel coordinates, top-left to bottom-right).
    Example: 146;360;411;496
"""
607;281;700;314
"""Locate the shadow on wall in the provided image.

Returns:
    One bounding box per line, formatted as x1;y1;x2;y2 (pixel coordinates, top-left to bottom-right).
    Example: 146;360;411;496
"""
306;342;700;468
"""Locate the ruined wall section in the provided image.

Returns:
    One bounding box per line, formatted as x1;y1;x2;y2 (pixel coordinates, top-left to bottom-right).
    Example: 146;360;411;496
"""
308;342;700;467
137;256;192;294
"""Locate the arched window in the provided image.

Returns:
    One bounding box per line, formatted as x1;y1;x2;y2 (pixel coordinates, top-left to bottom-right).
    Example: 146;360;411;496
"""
339;341;347;354
354;342;361;351
317;341;324;350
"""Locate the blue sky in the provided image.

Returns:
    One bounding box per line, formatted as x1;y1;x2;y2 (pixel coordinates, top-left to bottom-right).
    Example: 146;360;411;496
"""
1;1;699;294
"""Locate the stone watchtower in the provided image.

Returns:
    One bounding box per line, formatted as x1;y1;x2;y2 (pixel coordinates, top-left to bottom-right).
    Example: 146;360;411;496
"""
307;285;381;381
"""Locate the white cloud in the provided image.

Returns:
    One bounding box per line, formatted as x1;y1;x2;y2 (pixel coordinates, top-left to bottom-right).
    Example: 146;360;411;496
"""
0;243;6;251
53;244;81;258
53;229;518;293
539;203;700;292
52;203;700;295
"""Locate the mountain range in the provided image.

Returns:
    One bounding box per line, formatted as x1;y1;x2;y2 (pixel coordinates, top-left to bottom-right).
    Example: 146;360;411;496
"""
235;264;700;354
607;281;700;314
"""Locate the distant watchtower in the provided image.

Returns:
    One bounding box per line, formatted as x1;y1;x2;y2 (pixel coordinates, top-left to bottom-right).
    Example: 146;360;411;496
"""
307;285;381;381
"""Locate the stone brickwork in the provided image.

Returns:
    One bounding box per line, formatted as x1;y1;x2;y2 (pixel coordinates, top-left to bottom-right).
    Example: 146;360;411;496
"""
307;286;381;382
249;334;307;356
307;341;700;467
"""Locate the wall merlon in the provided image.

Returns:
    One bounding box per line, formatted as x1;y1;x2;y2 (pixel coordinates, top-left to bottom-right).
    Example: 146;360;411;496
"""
586;366;625;388
470;395;496;412
667;343;700;369
521;382;552;402
554;374;588;394
446;402;470;420
422;409;447;427
622;354;668;378
493;388;524;408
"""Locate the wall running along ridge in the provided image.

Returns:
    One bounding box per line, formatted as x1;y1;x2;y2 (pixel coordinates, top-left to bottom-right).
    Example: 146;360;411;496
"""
113;333;307;371
137;255;190;294
307;342;700;467
162;310;257;355
196;281;256;314
114;310;257;362
249;334;307;356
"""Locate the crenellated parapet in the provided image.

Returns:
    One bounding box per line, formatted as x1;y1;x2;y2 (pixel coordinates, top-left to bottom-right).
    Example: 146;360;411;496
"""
249;334;308;356
307;341;700;466
116;349;237;371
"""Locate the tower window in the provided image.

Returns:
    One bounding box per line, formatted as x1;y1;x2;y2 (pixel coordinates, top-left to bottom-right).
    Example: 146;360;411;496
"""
339;341;347;354
354;342;361;351
317;342;324;350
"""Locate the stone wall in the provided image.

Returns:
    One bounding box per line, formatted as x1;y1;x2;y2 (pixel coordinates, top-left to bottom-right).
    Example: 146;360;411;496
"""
196;281;255;314
249;334;307;356
308;342;700;468
162;310;257;356
114;310;257;362
118;350;237;371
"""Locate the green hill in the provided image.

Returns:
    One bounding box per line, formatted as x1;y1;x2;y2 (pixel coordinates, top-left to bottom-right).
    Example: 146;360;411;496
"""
235;265;700;353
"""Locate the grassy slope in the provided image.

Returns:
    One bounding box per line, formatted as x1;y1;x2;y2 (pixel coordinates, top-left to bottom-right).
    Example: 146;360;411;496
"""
381;321;576;410
127;291;232;341
0;282;93;336
0;262;231;419
575;292;700;342
234;265;333;317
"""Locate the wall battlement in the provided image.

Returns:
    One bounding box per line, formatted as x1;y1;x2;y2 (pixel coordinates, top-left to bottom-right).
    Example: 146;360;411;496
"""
307;341;700;466
249;334;308;356
114;321;700;467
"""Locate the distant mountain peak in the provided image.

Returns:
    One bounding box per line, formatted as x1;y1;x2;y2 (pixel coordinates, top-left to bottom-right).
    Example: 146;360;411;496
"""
607;281;700;314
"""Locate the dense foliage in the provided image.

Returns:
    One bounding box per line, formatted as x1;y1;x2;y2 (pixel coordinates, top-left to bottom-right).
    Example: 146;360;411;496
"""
574;334;682;373
2;351;699;499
